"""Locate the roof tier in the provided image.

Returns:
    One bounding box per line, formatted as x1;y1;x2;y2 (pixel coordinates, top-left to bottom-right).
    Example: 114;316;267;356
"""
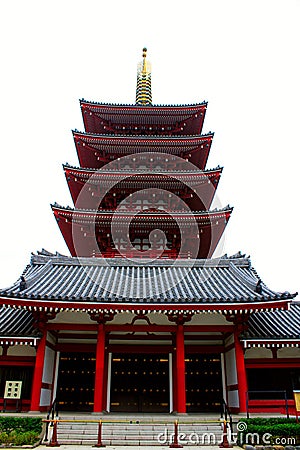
64;164;222;212
73;131;213;170
80;100;207;136
0;307;41;341
1;251;295;309
243;303;300;340
52;205;232;259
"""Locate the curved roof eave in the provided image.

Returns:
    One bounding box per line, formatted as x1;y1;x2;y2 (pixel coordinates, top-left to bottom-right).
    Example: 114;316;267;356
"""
0;297;293;312
79;99;208;109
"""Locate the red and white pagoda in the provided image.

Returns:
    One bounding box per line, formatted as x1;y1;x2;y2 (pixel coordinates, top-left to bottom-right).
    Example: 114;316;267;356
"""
0;49;298;415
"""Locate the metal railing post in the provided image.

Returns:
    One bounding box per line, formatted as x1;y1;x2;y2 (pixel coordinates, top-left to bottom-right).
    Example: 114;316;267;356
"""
93;420;106;448
246;391;249;419
170;420;183;448
284;390;289;418
46;420;60;447
219;419;233;448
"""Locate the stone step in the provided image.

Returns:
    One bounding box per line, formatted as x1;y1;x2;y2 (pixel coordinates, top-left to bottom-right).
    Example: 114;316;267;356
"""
46;415;225;446
55;439;169;446
58;422;221;432
56;414;222;422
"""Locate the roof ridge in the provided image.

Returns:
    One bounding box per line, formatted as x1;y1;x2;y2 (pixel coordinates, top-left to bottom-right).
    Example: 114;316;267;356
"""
29;252;250;268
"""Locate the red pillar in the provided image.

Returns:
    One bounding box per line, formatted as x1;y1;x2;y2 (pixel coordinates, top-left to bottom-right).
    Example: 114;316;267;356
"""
94;323;106;413
172;351;177;412
102;349;109;411
176;324;186;413
30;331;47;412
234;330;247;412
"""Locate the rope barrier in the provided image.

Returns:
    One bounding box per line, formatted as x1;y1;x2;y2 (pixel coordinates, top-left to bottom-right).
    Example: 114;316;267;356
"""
43;418;223;424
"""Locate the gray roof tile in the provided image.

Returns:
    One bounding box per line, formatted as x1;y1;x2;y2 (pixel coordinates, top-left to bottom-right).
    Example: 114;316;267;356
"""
245;303;300;339
0;307;40;337
0;252;295;304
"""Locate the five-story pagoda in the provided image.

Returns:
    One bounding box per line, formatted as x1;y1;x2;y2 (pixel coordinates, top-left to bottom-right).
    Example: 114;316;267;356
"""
52;48;232;259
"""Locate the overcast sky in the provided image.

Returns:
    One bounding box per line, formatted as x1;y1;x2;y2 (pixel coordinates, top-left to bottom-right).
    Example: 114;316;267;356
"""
0;0;299;295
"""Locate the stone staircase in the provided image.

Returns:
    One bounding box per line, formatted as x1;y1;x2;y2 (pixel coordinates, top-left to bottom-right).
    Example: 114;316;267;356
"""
45;414;225;446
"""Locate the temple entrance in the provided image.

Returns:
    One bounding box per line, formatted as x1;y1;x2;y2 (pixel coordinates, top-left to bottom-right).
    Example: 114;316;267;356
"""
110;353;170;412
185;353;223;412
56;352;95;411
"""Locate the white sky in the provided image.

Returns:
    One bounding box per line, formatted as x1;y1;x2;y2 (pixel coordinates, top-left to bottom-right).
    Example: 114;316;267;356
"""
0;0;299;295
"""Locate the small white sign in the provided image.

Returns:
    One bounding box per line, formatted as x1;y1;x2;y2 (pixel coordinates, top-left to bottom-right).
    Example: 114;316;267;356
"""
4;381;22;399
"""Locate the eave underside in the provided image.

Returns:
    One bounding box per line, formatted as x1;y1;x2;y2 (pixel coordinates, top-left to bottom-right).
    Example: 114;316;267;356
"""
64;167;221;211
74;134;213;170
52;206;232;259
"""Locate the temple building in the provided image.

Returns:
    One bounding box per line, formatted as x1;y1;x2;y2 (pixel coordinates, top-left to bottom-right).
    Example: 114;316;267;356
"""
0;49;298;415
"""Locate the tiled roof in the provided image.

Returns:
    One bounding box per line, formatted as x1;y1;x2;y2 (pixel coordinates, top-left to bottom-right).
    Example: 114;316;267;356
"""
0;251;295;305
244;303;300;340
73;131;213;152
63;163;222;180
51;204;233;221
0;307;40;338
79;99;208;109
72;130;214;142
80;101;207;135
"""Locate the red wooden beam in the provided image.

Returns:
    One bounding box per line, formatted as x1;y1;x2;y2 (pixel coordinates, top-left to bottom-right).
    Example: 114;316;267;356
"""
0;356;35;362
47;323;98;331
106;334;225;341
185;345;224;353
0;360;35;367
56;343;96;352
56;332;97;340
107;334;172;341
106;325;234;332
108;344;172;353
246;358;300;368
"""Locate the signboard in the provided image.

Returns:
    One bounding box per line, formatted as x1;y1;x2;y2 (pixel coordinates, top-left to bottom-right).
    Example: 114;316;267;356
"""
4;381;22;399
294;390;300;411
293;390;300;422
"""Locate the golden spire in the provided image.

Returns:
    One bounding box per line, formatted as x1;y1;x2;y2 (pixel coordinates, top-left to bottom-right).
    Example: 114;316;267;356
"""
142;47;148;74
136;47;152;105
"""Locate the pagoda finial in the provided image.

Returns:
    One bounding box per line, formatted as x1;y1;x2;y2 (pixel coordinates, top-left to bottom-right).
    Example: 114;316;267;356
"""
136;47;152;106
142;47;148;74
